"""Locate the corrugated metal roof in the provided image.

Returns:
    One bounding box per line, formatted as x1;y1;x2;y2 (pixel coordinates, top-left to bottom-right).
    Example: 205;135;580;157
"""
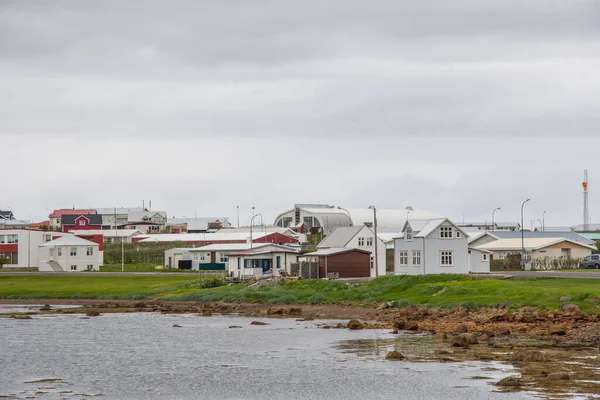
138;232;269;243
301;247;371;256
39;235;98;247
492;231;593;245
95;208;144;215
476;237;596;251
68;229;143;238
317;226;363;248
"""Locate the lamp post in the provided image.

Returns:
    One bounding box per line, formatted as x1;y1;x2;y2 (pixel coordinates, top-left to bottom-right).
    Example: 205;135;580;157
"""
537;219;543;231
492;207;500;231
368;206;379;278
250;213;262;251
521;199;530;269
542;211;546;232
237;206;240;228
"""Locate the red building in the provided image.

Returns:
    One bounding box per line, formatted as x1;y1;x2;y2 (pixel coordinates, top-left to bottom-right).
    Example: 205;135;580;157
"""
61;214;103;233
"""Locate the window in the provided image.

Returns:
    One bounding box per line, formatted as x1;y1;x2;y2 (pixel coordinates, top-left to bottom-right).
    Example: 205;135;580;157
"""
499;252;506;260
370;256;374;269
398;251;408;266
7;235;18;244
412;251;421;266
237;258;241;270
593;255;599;261
405;228;413;241
44;234;52;242
366;237;373;247
87;265;93;271
439;226;453;238
79;220;85;226
70;265;77;271
219;253;228;263
358;237;365;246
440;251;454;266
70;247;77;256
49;248;55;256
0;236;4;244
276;256;281;269
57;248;62;256
200;253;206;261
482;253;488;262
86;247;93;256
456;231;461;238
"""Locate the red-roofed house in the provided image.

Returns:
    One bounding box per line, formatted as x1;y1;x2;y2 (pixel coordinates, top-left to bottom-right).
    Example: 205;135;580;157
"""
49;209;97;231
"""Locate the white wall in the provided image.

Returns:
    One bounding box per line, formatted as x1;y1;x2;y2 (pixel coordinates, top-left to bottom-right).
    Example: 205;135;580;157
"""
394;223;469;275
0;230;69;268
469;249;491;273
39;244;101;272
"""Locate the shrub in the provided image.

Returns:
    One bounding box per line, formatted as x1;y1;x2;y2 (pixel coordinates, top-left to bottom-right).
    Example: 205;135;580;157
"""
267;294;299;304
309;293;326;304
391;299;412;308
0;257;7;269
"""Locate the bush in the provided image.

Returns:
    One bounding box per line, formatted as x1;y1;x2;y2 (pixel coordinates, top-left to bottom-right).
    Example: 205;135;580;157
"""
0;257;7;269
532;256;581;270
267;294;299;304
309;293;326;304
391;299;412;308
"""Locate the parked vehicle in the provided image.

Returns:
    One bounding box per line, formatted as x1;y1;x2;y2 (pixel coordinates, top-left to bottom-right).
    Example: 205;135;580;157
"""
581;254;600;269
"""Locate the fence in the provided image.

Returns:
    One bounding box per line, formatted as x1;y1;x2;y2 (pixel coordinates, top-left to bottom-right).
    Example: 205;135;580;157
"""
290;261;319;279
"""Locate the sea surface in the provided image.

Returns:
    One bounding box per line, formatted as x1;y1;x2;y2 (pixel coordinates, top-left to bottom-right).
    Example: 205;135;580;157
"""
0;307;538;400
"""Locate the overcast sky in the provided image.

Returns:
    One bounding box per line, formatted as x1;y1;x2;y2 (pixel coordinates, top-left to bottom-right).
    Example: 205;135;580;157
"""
2;1;600;227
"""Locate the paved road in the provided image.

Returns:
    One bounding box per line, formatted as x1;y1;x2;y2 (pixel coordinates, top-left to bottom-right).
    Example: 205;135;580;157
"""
505;270;600;279
0;272;214;277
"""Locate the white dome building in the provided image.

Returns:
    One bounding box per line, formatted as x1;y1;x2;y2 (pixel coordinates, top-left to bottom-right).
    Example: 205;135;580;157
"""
273;204;441;234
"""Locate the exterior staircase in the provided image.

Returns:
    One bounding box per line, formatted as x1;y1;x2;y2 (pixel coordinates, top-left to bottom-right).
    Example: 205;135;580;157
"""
48;261;64;272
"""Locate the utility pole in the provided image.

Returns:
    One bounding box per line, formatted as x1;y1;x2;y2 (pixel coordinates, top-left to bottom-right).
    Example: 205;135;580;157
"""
369;206;379;278
237;206;240;228
583;170;589;231
521;199;530;269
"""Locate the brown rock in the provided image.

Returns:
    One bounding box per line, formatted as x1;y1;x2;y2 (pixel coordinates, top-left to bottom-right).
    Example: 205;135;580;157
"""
434;331;448;341
267;308;285;315
288;307;302;316
547;372;569;380
562;304;580;314
377;302;390;310
510;350;549;362
517;313;537;323
336;323;345;329
172;324;182;328
497;327;511;336
85;310;100;317
385;351;405;361
250;321;270;326
521;367;547;376
39;304;52;311
393;320;406;330
321;325;332;329
548;325;567;336
229;325;242;329
479;334;490;341
406;322;419;331
347;320;364;330
11;314;32;320
456;324;469;334
496;376;523;387
453;333;479;347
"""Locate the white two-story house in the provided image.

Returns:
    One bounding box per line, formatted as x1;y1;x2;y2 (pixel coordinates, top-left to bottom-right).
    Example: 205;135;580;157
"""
393;218;469;275
317;225;386;277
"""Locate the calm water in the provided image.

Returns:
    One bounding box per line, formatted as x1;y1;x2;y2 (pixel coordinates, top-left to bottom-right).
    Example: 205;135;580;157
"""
0;309;537;400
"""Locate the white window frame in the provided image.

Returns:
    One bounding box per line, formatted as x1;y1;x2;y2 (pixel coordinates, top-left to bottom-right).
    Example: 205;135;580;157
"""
57;248;62;256
86;247;93;256
79;220;85;226
456;231;461;238
87;265;93;271
70;265;77;271
398;251;408;266
366;237;373;247
405;228;413;241
499;251;506;260
482;253;488;262
0;236;4;244
440;251;454;266
412;250;421;266
358;237;365;246
219;253;228;263
49;248;55;256
70;247;77;256
7;235;18;244
439;226;453;239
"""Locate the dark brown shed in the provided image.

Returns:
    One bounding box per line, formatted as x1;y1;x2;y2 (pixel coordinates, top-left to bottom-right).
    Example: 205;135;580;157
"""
301;248;372;278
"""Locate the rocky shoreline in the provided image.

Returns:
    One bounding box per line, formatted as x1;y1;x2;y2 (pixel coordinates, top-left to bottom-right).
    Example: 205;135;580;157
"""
3;299;600;397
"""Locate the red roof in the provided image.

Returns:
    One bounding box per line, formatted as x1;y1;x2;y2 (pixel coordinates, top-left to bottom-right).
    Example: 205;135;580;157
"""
49;209;97;218
30;220;49;227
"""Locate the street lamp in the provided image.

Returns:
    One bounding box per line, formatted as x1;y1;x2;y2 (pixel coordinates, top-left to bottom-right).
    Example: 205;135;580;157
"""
492;207;500;231
250;213;262;251
368;206;379;278
542;211;546;232
521;199;530;269
537;219;543;231
237;206;240;228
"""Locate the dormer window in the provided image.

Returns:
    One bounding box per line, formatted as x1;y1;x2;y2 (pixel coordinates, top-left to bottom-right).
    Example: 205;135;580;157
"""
440;226;453;238
405;227;413;241
79;220;85;226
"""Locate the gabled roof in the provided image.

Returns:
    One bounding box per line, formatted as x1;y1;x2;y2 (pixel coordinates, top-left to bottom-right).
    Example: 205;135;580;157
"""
229;244;300;256
49;209;97;218
301;247;372;257
0;210;14;220
467;231;500;244
61;214;103;225
39;235;99;247
491;231;594;245
68;229;143;238
317;226;364;248
476;237;597;252
396;218;467;239
128;211;167;223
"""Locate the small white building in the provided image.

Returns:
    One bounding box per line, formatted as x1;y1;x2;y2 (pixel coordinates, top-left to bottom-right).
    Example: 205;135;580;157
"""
475;237;595;261
227;244;300;278
468;248;492;273
38;236;103;272
393;218;470;275
317;226;386;277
